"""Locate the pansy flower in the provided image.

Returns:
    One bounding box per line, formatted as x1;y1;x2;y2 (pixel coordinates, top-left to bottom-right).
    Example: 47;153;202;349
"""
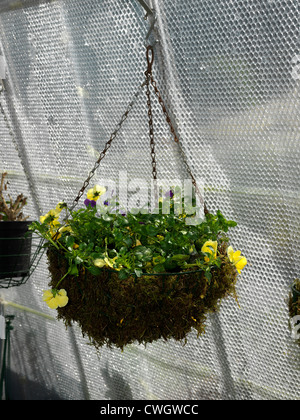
43;289;69;309
227;246;247;274
201;240;218;262
87;185;106;201
94;256;122;271
84;199;97;208
165;190;174;199
40;208;60;225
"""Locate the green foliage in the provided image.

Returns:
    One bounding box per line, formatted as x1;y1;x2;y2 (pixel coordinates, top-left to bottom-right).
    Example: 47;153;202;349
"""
30;190;237;280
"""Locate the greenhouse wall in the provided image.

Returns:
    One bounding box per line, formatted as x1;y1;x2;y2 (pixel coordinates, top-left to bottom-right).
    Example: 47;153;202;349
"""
0;0;299;401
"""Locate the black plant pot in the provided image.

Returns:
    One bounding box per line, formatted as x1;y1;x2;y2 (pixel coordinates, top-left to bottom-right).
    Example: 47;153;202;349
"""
0;221;32;279
292;284;300;303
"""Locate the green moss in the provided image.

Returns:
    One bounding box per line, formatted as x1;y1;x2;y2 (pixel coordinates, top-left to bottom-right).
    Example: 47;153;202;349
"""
47;244;238;350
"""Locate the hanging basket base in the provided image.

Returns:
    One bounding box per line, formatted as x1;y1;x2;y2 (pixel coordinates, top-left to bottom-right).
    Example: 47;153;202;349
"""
47;249;238;350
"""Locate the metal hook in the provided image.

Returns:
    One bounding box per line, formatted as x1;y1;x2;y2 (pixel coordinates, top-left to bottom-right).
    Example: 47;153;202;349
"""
136;0;157;46
136;0;153;17
146;45;154;74
144;12;157;47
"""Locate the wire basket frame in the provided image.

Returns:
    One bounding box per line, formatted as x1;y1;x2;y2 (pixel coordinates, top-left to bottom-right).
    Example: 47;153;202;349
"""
0;235;45;289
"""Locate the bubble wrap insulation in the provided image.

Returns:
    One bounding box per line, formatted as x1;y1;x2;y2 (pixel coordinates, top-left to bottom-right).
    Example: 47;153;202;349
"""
0;0;299;400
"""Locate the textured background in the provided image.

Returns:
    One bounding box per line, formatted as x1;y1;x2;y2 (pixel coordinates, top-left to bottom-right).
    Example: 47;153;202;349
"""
0;0;299;400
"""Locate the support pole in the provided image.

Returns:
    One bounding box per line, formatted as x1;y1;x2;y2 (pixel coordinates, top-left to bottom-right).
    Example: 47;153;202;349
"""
136;0;153;16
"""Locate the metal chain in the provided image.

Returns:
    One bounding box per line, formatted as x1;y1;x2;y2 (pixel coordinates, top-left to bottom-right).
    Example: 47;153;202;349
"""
71;45;208;214
146;49;209;214
69;81;146;211
145;46;157;181
149;75;179;143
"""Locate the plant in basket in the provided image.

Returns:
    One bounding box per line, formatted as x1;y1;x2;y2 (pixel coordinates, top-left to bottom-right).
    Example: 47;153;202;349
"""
30;185;247;350
0;172;32;280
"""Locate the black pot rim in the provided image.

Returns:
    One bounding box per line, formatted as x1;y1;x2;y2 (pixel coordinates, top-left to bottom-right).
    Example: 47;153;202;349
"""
292;285;300;296
0;220;33;223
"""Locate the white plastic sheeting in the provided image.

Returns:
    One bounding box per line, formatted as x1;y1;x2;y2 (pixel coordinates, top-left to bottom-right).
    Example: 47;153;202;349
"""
0;0;299;400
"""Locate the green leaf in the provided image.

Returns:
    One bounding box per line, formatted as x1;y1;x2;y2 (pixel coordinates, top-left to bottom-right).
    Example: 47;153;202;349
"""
164;257;178;271
70;265;79;276
134;269;143;278
74;256;83;265
205;269;212;282
88;266;103;276
66;235;75;249
123;236;133;247
118;269;130;280
172;254;190;262
102;213;113;222
134;246;152;261
146;225;158;237
153;255;166;265
153;263;165;273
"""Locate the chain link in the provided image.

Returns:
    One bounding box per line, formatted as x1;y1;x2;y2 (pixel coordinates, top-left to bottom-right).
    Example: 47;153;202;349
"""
147;50;208;214
145;46;157;181
70;81;146;211
71;45;208;214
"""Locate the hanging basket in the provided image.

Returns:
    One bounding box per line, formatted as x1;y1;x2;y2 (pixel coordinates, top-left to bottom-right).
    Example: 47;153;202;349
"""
0;221;45;288
30;45;247;350
47;244;238;350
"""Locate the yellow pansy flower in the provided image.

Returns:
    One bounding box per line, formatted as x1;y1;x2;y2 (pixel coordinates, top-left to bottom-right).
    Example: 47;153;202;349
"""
55;202;67;212
227;246;247;274
94;258;106;268
58;225;73;234
43;289;69;309
201;240;218;262
87;185;106;201
94;256;121;271
40;208;61;225
50;228;61;240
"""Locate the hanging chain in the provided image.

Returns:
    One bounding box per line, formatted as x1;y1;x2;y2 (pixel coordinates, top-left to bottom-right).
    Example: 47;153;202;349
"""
71;44;208;215
145;46;157;181
146;46;209;214
70;81;146;211
149;76;179;143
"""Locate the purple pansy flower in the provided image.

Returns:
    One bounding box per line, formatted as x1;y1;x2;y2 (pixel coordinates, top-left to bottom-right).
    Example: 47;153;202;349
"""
84;199;97;208
104;200;110;206
165;190;174;199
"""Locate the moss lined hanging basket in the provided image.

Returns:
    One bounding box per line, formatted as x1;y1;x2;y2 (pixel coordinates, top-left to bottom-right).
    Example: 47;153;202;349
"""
47;245;238;350
29;46;247;349
30;189;247;350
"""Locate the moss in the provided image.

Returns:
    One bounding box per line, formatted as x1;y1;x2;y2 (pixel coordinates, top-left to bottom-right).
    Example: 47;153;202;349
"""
47;246;238;350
